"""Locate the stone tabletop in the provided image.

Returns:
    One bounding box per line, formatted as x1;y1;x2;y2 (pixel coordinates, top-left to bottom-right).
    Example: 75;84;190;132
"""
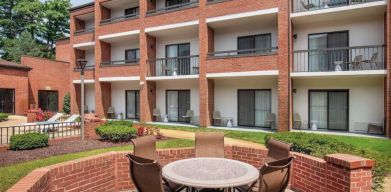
162;158;259;188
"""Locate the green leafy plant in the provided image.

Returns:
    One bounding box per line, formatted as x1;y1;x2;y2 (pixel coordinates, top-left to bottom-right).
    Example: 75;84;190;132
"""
95;121;136;142
0;113;9;121
9;133;49;150
62;93;70;114
265;132;390;191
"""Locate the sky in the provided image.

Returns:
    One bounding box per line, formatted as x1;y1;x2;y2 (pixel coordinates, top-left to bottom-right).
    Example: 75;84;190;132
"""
39;0;94;7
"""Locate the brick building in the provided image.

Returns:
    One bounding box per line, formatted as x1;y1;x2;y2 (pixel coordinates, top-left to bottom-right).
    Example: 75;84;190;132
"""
2;0;390;138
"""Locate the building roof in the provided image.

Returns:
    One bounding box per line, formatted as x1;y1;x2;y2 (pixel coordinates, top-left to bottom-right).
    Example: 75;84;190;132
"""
0;59;31;70
69;2;95;12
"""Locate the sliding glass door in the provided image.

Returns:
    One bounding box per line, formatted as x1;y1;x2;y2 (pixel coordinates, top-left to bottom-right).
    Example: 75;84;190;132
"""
38;90;58;112
309;90;349;131
0;89;15;114
166;90;190;122
166;43;190;75
238;90;271;128
126;90;139;119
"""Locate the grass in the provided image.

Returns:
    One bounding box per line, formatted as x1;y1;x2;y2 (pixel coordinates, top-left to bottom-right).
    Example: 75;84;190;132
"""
0;139;194;192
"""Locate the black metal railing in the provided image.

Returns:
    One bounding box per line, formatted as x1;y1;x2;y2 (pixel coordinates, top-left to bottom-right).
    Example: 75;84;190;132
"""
292;0;383;13
100;59;139;67
0;122;81;145
208;47;278;57
146;0;199;15
74;27;95;35
147;55;199;77
73;65;95;72
100;13;139;24
293;45;385;72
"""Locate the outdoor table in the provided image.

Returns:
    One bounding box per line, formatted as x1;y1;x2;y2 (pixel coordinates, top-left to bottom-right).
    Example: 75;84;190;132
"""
162;157;259;190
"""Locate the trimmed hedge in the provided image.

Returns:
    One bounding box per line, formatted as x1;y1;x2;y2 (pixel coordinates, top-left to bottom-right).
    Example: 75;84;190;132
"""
265;132;391;191
9;133;49;150
95;121;136;142
0;113;9;121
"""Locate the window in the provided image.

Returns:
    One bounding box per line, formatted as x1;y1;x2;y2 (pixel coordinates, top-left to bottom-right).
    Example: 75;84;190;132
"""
309;90;349;131
308;31;349;71
125;48;140;63
238;90;271;128
166;90;190;122
126;90;140;119
0;89;15;114
237;34;272;54
166;0;190;7
125;7;139;16
38;90;59;112
165;43;191;75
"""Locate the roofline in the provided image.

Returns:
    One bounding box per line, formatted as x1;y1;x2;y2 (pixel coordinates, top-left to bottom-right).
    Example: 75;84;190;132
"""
69;2;95;12
56;37;70;42
0;64;32;71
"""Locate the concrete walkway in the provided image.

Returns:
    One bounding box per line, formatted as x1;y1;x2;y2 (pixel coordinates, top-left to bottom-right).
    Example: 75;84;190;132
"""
0;115;26;127
159;129;265;149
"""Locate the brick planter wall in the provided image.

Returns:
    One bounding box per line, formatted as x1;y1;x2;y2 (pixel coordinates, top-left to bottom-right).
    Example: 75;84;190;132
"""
8;146;374;192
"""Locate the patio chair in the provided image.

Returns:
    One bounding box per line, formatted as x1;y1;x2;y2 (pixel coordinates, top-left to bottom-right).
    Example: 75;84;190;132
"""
153;108;161;122
347;55;363;70
266;139;292;163
107;107;115;119
126;154;175;192
264;113;276;129
195;132;225;158
213;111;222;126
21;112;64;126
84;105;89;113
293;113;302;129
242;156;296;192
300;0;315;10
182;110;194;123
363;52;378;69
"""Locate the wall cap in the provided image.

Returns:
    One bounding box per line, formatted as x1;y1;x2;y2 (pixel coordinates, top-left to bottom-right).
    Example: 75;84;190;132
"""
325;153;374;169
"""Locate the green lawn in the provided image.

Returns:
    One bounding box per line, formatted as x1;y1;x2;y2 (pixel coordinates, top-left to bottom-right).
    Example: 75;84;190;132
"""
0;139;194;192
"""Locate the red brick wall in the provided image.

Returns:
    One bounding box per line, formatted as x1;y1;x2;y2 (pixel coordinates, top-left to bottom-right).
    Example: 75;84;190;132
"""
206;55;279;73
0;67;29;115
55;39;71;62
205;0;278;18
22;56;70;113
386;0;391;138
8;146;374;192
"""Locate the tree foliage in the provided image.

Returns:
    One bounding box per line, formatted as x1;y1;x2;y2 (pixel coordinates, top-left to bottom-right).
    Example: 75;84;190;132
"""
0;0;70;62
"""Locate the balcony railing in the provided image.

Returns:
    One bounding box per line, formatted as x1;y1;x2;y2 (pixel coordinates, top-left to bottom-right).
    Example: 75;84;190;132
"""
74;27;95;35
100;59;139;67
292;0;384;13
73;65;95;72
100;13;139;24
146;0;199;15
293;45;385;72
208;47;278;58
147;55;199;77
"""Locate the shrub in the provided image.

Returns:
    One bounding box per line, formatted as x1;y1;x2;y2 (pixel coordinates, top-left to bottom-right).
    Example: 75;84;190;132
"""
95;121;136;142
62;93;70;114
134;124;163;139
265;132;390;191
0;113;9;121
9;133;49;150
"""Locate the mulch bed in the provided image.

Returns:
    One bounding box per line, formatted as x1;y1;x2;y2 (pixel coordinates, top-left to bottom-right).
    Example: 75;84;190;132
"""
0;139;133;167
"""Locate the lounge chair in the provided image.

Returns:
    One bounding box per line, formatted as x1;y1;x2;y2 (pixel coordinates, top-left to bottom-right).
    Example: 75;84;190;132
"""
195;132;225;158
264;113;276;129
300;0;315;11
266;139;292;163
293;113;302;129
126;154;175;192
21;112;64;126
241;156;296;192
182;110;193;123
213;111;222;126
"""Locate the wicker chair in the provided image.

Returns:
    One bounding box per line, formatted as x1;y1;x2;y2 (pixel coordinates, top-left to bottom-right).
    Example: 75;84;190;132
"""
195;132;225;158
245;156;296;192
266;139;292;163
126;154;174;192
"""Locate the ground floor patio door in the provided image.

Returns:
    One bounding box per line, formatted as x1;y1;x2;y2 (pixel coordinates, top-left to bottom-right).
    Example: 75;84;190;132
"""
309;90;348;131
0;88;14;114
238;89;271;128
126;90;139;119
38;90;58;112
166;90;190;122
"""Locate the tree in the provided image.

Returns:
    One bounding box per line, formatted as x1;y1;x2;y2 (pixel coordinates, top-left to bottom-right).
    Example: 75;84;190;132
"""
3;31;50;62
62;93;71;114
13;0;44;38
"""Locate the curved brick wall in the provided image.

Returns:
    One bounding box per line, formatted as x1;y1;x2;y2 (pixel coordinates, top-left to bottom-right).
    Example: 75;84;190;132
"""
8;146;373;192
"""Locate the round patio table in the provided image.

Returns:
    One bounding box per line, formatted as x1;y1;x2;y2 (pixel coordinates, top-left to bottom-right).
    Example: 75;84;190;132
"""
162;157;259;190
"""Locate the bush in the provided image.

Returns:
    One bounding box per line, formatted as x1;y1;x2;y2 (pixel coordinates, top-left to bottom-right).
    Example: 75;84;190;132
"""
62;93;70;114
95;121;136;142
9;133;49;150
265;132;390;191
0;113;9;121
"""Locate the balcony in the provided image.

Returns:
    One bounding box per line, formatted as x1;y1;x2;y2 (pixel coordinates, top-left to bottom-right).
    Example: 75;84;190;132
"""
292;45;385;73
208;47;278;58
74;27;95;35
100;13;139;25
147;55;199;77
292;0;384;13
73;65;96;72
146;0;199;15
100;59;139;67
